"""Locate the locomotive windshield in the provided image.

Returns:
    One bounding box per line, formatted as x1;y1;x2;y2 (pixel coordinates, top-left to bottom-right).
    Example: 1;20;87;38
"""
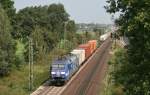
52;64;59;68
52;64;65;69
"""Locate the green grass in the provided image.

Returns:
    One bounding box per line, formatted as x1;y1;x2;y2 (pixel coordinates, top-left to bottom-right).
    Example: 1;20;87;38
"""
15;41;25;59
15;40;25;56
101;65;114;95
0;63;50;95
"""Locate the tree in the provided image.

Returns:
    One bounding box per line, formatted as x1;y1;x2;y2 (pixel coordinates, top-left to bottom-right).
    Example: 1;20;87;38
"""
0;0;16;19
47;3;69;39
13;4;69;41
0;6;15;76
65;20;76;41
29;26;48;63
93;28;102;40
12;6;48;39
105;0;150;94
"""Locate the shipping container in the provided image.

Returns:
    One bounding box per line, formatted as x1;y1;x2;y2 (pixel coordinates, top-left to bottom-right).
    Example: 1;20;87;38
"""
88;41;94;53
88;40;97;51
71;49;85;66
100;33;110;41
93;40;97;50
78;43;91;58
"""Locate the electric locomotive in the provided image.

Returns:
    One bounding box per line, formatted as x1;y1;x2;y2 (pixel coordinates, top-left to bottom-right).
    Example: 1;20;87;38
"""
50;54;79;85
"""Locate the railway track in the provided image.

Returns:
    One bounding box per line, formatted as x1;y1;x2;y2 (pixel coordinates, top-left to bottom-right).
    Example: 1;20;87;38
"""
61;38;111;95
31;38;111;95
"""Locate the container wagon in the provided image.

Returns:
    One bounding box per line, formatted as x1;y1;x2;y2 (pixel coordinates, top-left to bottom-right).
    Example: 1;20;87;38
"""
88;41;94;53
71;49;85;66
88;40;97;52
78;43;91;59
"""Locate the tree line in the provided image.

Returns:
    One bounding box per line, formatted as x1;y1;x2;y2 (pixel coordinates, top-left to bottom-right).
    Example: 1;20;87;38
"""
105;0;150;94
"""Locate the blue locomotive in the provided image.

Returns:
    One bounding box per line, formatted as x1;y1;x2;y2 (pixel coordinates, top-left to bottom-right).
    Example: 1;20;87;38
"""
50;54;79;84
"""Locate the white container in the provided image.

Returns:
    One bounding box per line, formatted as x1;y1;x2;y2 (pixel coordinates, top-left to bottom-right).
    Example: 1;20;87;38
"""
100;33;110;41
71;49;85;66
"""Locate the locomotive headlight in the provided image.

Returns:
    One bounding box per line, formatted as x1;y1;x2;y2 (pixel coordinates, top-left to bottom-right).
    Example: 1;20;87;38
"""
61;72;65;74
51;72;56;74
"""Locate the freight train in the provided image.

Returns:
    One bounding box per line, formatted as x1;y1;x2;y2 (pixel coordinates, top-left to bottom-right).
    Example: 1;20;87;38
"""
50;34;109;85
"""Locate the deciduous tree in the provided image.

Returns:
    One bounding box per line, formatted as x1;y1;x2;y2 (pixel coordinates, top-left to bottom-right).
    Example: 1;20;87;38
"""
0;6;15;76
105;0;150;94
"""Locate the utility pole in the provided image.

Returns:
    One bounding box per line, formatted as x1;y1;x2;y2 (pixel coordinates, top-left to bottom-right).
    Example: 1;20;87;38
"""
29;37;34;91
64;21;69;49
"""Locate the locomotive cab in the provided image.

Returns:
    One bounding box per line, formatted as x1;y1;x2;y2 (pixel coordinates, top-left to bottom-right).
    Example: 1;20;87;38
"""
51;60;70;84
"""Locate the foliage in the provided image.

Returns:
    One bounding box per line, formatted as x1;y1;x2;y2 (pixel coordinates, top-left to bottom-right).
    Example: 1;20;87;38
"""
0;63;49;95
47;4;69;34
105;0;150;94
57;39;75;53
65;20;77;41
0;6;15;76
12;6;47;39
29;26;59;62
0;0;16;20
107;48;127;95
93;28;103;36
12;4;77;64
0;0;16;37
13;4;68;40
14;40;26;68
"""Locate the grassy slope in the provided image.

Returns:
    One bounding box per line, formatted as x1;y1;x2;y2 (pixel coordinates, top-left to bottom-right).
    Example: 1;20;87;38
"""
0;64;49;95
0;41;50;95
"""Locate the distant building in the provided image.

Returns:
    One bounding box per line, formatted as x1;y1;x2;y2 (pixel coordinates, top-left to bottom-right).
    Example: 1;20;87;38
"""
76;23;112;33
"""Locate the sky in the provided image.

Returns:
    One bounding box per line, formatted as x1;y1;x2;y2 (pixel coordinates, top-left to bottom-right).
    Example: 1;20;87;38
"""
14;0;113;24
